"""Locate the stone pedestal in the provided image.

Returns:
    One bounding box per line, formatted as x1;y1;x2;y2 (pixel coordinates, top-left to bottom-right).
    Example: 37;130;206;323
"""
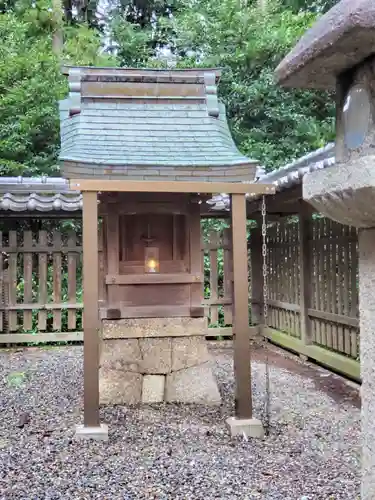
226;417;265;439
75;423;109;441
359;229;375;499
99;317;222;405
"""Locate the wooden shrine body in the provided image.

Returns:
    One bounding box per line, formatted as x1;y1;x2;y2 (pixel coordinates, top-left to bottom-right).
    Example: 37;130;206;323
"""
99;192;204;321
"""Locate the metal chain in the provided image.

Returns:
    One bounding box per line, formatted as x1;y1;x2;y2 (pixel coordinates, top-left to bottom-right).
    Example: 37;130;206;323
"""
261;195;271;436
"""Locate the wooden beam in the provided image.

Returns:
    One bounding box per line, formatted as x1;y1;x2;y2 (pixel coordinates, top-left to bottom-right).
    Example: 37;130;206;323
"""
105;273;203;285
82;191;100;428
100;199;191;216
205;326;260;338
251;297;359;328
250;221;263;325
222;227;233;325
308;308;359;328
105;210;120;305
231;193;253;419
189;202;203;309
263;328;360;382
299;207;312;345
0;332;84;344
247;185;302;213
267;299;300;312
82;81;205;98
69;179;276;195
172;214;178;259
100;305;207;319
61;66;223;80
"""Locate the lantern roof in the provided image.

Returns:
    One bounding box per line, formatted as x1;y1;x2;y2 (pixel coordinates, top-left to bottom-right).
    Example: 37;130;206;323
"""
59;66;258;182
275;0;375;90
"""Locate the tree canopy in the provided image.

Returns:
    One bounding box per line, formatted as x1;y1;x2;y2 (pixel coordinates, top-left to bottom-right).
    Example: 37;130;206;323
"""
0;0;336;176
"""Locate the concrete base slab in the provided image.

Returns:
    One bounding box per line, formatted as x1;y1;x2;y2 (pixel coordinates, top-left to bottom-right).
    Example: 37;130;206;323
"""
226;416;265;439
75;423;109;442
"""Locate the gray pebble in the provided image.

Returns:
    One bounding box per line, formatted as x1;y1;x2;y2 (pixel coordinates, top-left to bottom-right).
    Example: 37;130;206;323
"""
0;345;360;499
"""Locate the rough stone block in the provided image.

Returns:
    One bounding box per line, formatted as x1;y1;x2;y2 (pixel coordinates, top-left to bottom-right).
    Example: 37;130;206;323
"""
165;362;221;405
100;339;141;373
171;336;210;371
102;317;208;339
359;228;375;500
139;338;172;374
99;368;142;405
142;375;165;403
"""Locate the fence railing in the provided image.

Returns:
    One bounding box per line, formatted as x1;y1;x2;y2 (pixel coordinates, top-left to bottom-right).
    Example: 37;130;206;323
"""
0;224;234;342
251;215;360;381
262;217;359;358
0;228;83;341
202;228;233;328
0;216;361;380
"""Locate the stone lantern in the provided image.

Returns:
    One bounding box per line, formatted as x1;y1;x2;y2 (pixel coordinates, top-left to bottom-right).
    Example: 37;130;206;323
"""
275;0;375;497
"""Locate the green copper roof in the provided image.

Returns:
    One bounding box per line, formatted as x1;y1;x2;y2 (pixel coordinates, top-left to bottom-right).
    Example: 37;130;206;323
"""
59;67;258;181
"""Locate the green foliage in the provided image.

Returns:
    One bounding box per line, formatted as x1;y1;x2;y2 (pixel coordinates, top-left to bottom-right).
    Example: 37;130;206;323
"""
110;18;154;66
0;12;62;175
0;0;337;176
174;0;336;168
282;0;338;13
63;24;116;66
110;0;335;169
0;3;115;176
109;0;182;57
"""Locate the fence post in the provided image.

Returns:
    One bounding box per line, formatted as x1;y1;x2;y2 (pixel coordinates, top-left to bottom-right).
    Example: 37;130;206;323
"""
209;230;219;324
231;193;253;419
222;227;233;325
299;204;312;345
250;220;263;325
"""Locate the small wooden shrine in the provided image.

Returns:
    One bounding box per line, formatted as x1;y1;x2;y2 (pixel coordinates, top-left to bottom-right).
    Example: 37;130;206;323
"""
59;66;274;439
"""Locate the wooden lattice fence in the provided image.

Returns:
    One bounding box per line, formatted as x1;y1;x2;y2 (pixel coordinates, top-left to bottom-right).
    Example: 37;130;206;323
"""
203;228;233;328
0;227;84;339
264;218;359;359
0;216;361;379
0;224;234;342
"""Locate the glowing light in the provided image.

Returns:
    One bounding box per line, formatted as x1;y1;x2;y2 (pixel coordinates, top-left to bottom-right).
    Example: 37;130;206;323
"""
144;247;159;273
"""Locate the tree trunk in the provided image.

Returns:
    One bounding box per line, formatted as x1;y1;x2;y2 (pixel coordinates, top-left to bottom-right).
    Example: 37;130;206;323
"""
52;0;64;56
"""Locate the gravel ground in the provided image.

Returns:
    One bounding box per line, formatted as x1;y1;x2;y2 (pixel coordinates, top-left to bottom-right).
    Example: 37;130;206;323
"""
0;344;360;500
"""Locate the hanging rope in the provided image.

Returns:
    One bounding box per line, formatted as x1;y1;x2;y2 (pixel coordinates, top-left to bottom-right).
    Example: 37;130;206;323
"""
261;195;271;436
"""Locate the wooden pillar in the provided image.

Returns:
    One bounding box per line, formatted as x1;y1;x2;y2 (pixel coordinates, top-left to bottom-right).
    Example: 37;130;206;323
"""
106;208;120;307
231;194;252;419
250;221;263;325
189;201;202;312
82;191;100;427
298;204;312;345
223;227;233;325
